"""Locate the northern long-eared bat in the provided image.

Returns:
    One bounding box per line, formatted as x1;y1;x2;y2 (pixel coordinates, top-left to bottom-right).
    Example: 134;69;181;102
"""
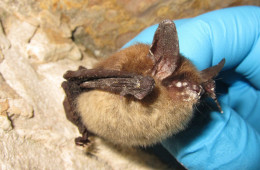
62;19;225;147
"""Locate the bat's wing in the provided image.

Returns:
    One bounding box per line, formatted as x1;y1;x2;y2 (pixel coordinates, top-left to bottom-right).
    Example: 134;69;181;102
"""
63;67;155;100
62;67;155;146
62;81;90;146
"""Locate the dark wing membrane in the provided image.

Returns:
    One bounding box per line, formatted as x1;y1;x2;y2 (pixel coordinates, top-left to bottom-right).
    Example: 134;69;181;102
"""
63;67;155;100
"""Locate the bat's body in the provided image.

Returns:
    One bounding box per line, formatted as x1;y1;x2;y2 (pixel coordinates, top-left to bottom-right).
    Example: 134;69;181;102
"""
62;20;225;147
78;44;202;146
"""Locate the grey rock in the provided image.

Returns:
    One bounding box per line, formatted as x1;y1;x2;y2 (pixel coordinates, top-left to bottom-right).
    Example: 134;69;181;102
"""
0;20;10;50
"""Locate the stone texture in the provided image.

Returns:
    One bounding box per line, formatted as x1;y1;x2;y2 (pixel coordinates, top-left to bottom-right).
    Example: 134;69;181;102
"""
0;131;110;170
0;0;259;169
0;21;10;51
0;99;12;132
7;99;33;118
26;27;82;62
0;115;12;132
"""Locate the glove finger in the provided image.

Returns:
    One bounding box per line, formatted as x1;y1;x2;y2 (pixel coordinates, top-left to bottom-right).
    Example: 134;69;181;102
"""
162;104;260;170
176;6;260;88
218;79;260;132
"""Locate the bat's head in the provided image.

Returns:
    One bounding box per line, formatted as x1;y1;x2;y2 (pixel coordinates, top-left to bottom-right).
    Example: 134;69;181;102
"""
96;19;225;109
147;20;225;110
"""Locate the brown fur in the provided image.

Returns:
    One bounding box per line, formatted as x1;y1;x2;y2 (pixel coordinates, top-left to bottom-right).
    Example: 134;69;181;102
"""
76;44;203;147
95;44;154;75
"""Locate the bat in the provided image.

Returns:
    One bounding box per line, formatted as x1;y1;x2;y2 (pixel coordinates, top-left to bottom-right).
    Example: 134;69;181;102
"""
62;19;225;147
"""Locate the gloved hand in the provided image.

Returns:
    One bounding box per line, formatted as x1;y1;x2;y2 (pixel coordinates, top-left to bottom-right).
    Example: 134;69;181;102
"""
124;6;260;169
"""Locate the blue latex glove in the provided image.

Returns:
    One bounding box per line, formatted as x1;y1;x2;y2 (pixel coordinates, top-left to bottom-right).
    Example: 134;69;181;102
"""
124;6;260;169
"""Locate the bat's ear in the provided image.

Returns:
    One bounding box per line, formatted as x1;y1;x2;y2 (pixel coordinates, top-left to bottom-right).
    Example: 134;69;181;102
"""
148;19;180;80
200;59;225;82
200;59;225;113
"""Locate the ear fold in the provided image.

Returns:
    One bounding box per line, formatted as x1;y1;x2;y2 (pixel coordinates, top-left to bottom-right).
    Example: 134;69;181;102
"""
148;19;180;80
200;59;225;82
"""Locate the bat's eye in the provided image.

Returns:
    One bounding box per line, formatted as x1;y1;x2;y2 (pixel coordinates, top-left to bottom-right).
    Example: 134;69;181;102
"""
167;80;204;102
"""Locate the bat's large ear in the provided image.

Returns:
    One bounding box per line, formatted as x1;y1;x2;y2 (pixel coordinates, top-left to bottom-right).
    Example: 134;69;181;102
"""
148;19;180;80
200;59;225;113
200;59;225;82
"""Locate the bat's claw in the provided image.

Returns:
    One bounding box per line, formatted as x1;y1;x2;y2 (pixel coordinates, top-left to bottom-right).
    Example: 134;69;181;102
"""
75;136;90;147
78;66;87;70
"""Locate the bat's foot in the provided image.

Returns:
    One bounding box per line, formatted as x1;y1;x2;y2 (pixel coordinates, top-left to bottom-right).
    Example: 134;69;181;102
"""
75;136;90;146
75;129;92;146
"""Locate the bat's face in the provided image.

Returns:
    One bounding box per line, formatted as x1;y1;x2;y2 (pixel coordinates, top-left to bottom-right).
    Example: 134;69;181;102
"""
63;20;225;147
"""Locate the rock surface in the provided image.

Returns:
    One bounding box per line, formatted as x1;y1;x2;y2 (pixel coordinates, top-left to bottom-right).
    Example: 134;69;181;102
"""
1;0;259;58
0;1;259;169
